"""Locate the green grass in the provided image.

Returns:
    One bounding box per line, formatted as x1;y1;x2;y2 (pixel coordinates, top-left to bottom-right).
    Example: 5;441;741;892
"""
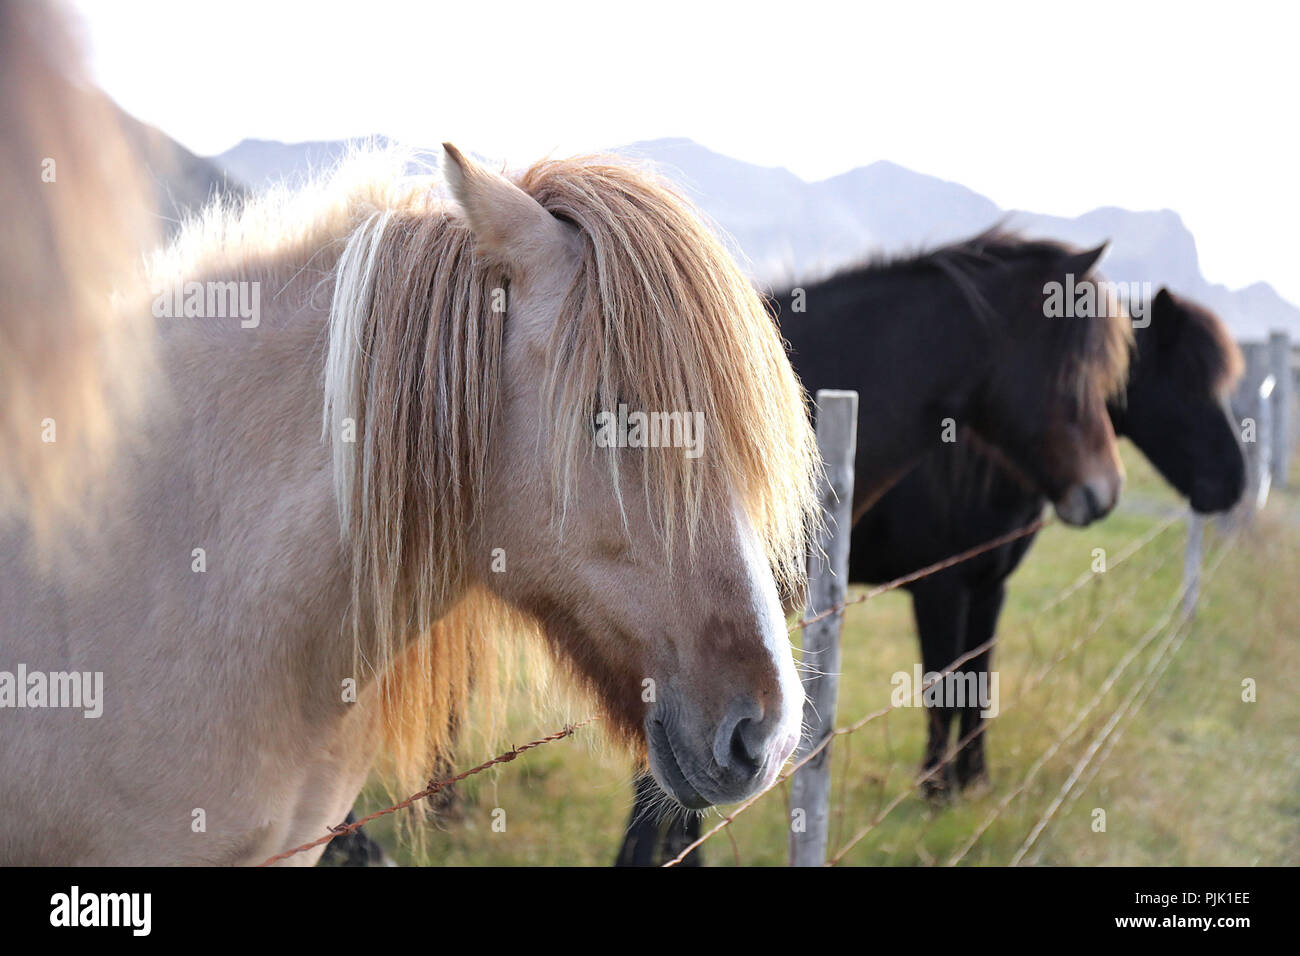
355;441;1300;866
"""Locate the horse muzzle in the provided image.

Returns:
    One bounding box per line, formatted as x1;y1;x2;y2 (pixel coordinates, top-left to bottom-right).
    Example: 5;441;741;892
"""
1054;471;1122;526
646;694;798;809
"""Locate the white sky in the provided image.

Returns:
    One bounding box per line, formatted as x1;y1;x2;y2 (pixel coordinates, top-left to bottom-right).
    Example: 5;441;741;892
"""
71;0;1297;301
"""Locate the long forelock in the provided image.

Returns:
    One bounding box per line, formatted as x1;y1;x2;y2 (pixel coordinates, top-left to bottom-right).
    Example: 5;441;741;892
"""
319;164;519;807
955;232;1134;404
517;157;821;598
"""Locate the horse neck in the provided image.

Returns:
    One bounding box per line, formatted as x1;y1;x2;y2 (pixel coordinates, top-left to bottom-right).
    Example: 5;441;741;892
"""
778;268;992;511
139;245;381;711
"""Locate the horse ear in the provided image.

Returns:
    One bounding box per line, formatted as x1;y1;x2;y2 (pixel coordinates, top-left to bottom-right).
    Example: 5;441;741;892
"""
1152;287;1185;348
1059;242;1108;278
441;143;576;274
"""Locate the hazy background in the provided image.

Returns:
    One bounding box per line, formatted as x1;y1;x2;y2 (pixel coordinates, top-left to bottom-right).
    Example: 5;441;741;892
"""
70;0;1298;333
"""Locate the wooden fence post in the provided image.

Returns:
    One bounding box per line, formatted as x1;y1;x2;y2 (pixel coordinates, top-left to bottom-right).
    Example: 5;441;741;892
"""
1268;331;1292;487
789;389;858;867
1182;512;1202;620
1293;364;1300;448
1255;374;1275;511
1231;342;1273;522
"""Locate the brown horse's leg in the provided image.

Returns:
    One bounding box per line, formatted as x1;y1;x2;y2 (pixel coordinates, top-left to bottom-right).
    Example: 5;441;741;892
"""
614;772;704;866
316;812;393;867
615;771;666;866
660;808;703;867
910;577;970;799
955;580;1006;791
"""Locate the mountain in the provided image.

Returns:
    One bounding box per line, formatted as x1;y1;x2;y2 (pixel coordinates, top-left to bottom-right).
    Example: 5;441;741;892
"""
207;135;1300;341
621;139;1299;341
216;136;395;192
215;136;448;193
111;103;247;232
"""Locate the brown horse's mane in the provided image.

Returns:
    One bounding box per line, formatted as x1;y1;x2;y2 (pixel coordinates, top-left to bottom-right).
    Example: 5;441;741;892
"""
155;148;820;796
1142;289;1243;397
813;227;1134;405
924;287;1245;508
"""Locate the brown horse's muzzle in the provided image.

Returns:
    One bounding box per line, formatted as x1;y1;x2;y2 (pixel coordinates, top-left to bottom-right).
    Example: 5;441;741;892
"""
1054;469;1123;526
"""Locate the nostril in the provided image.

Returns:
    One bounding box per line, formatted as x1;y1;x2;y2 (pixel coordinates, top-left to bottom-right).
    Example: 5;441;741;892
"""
714;696;767;775
729;716;765;774
1076;484;1097;521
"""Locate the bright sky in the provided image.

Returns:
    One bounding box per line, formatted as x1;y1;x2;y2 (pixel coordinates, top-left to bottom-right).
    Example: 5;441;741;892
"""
71;0;1297;301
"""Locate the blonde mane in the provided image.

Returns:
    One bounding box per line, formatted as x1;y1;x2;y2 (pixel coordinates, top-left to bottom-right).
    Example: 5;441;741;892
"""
178;149;821;798
519;157;819;585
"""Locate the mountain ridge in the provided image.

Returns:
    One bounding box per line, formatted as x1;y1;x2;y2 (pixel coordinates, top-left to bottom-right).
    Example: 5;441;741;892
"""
212;135;1299;341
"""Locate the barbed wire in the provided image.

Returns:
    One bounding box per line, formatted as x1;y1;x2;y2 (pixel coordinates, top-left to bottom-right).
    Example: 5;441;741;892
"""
826;531;1185;864
943;528;1236;866
257;718;598;866
252;513;1056;869
1032;511;1180;617
258;504;1211;868
1007;530;1240;866
793;517;1048;634
668;508;1198;867
824;524;1180;864
664;512;1131;866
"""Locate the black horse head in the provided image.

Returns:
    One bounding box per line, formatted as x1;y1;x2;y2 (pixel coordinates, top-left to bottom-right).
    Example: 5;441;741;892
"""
1112;287;1245;513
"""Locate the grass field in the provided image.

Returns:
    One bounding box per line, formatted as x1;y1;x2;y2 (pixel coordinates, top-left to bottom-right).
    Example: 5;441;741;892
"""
354;441;1300;866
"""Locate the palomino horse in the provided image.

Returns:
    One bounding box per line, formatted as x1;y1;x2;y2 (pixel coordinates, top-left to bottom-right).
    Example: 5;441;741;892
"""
618;284;1240;863
0;145;820;864
0;0;156;530
617;231;1134;864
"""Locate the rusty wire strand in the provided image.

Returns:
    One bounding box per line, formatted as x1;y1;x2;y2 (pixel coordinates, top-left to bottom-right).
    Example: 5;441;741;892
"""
1006;528;1240;866
792;517;1049;634
667;511;1186;867
258;718;598;866
826;526;1186;864
941;527;1237;866
261;508;1189;868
